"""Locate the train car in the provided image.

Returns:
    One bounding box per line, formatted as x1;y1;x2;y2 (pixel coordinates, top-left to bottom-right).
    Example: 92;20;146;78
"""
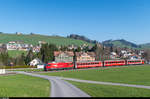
76;61;103;69
127;59;144;65
44;62;74;71
104;60;126;67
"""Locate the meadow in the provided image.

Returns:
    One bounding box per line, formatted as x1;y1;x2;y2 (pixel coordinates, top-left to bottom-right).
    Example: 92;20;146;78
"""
67;80;150;97
2;65;150;97
38;64;150;97
0;74;50;97
39;65;150;86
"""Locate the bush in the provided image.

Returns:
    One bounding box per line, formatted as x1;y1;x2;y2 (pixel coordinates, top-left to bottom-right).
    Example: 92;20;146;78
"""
4;65;37;69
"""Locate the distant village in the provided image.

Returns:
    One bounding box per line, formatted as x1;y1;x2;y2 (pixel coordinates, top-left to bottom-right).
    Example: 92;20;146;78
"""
0;40;146;66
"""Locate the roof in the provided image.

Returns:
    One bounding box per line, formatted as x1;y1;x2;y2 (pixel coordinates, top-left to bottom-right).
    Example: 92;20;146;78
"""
54;51;74;57
31;58;43;63
75;52;96;57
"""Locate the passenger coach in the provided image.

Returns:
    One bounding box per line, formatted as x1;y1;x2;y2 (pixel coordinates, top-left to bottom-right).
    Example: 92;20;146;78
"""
104;60;126;67
127;59;145;65
76;61;103;69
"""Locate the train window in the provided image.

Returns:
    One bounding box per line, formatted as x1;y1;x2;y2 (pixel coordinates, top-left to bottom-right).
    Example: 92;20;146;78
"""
47;64;51;66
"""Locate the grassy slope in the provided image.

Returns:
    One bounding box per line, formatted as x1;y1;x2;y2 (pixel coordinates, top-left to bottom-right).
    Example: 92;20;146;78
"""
67;80;150;97
0;33;93;46
7;50;28;58
0;74;50;97
112;41;137;49
39;65;150;86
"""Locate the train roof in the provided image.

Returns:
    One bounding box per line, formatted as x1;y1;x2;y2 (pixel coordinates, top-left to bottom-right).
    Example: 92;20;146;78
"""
127;59;144;61
47;61;73;64
76;61;102;63
104;59;125;62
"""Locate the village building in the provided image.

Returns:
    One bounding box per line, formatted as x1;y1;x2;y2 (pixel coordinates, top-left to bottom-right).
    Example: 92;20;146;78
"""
29;58;43;66
6;41;32;51
75;52;96;62
54;51;74;62
110;52;120;59
32;46;41;52
129;54;142;60
67;44;78;50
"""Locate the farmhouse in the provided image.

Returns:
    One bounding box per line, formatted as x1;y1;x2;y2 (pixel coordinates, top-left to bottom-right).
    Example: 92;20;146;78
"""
54;51;74;62
75;52;96;62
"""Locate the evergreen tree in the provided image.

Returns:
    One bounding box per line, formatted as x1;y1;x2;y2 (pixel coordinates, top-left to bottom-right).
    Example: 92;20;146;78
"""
110;46;113;52
25;49;34;65
75;46;81;52
37;43;58;63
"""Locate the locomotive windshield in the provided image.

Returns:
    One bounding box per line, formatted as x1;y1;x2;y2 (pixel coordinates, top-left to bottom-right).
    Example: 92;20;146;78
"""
47;64;51;66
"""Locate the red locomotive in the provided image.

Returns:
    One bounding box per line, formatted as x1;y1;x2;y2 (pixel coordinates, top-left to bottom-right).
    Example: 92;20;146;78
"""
44;62;74;71
44;59;145;71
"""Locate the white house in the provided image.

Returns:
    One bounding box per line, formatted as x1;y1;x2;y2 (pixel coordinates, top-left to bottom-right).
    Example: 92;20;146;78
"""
0;69;5;74
121;50;127;54
29;58;43;66
111;52;117;56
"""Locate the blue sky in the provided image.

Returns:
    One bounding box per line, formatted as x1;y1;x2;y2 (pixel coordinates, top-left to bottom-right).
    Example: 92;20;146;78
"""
0;0;150;44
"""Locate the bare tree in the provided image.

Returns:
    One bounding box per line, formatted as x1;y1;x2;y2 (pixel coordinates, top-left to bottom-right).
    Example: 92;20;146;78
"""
142;49;150;63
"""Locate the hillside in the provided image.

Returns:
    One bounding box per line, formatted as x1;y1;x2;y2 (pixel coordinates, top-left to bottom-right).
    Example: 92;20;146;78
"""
0;33;93;46
139;43;150;49
102;39;140;49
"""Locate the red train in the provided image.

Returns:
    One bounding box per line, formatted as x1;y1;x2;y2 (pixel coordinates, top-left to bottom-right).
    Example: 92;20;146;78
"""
44;59;145;71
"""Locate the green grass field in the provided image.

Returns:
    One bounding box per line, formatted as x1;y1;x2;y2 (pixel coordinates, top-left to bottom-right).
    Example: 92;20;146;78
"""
0;74;50;97
39;65;150;86
67;80;150;97
2;65;150;97
37;65;150;97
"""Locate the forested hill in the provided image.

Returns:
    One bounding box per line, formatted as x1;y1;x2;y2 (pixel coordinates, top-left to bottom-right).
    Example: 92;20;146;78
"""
67;34;98;44
0;33;93;46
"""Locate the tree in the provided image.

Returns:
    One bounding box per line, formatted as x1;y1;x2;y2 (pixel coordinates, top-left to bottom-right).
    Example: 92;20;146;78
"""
25;49;34;65
0;52;9;66
75;46;81;52
37;43;58;63
15;53;26;66
30;32;35;35
82;46;89;52
142;49;150;62
60;45;68;51
110;46;113;52
93;43;104;61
